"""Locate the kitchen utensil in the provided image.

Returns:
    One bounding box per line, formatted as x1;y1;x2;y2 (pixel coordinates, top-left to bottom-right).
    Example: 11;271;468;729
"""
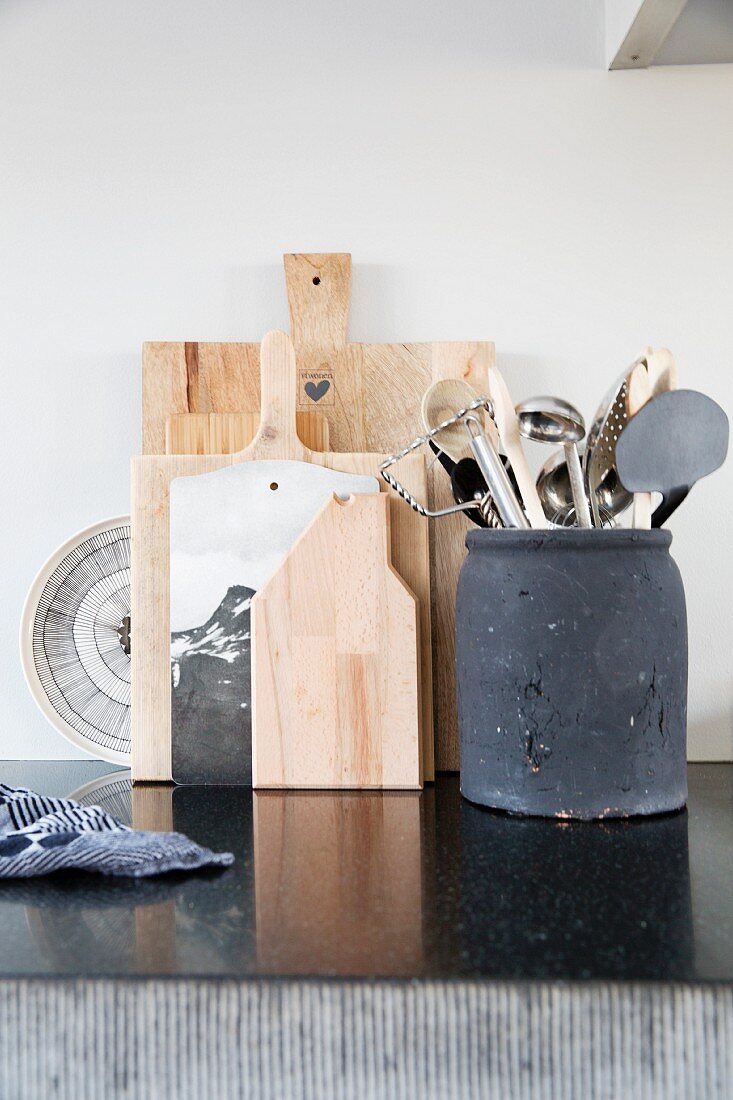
143;252;496;771
645;348;678;397
421;378;525;525
486;366;547;528
20;516;131;764
381;396;500;526
426;440;492;525
132;331;432;781
450;457;522;528
515;397;592;528
536;450;631;526
627;363;654;529
583;362;640;527
627;347;680;528
451;458;490;528
251;493;421;789
616;389;729;527
463;415;529;528
166;411;329;454
421;378;500;459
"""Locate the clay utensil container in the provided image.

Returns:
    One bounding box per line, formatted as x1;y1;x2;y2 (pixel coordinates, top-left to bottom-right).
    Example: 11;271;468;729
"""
456;528;688;819
515;396;592;528
616;389;729;527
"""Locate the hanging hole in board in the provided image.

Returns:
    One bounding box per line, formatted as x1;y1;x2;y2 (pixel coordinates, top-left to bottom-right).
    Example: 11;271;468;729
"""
312;277;320;285
269;482;279;491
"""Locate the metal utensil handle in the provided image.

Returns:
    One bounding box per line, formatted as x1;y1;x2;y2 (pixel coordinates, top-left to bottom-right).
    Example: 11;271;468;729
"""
379;397;502;526
464;416;529;529
564;442;593;528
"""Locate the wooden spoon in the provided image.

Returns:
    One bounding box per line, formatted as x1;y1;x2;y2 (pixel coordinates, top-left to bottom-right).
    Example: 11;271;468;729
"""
487;367;547;528
627;363;653;529
421;378;499;461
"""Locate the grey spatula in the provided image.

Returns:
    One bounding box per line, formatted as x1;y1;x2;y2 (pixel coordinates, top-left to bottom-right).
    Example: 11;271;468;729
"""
616;389;729;527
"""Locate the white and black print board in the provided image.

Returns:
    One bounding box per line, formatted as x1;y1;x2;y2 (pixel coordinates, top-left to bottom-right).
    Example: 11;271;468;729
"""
20;516;132;764
169;460;379;784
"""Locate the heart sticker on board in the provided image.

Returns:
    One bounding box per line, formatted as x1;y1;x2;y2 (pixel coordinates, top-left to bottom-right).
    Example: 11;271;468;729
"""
304;380;330;402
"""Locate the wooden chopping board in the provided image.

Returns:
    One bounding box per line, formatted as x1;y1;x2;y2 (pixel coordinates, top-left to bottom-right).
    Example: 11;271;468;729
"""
170;464;380;785
166;410;329;455
142;253;494;770
251;493;421;789
132;331;429;782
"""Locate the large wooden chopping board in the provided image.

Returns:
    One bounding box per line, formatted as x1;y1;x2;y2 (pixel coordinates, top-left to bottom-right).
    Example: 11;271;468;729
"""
170;463;380;785
251;493;421;790
132;331;429;782
142;253;494;770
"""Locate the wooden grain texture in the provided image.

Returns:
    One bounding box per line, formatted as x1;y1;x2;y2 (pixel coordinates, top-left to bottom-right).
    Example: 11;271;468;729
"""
646;348;678;396
132;332;430;782
140;253;495;770
628;363;654;530
252;494;421;790
253;790;423;975
487;364;547;529
143;342;261;455
165;410;329;455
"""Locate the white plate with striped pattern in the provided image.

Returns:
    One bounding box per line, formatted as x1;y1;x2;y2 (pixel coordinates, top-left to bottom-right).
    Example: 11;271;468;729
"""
19;516;132;764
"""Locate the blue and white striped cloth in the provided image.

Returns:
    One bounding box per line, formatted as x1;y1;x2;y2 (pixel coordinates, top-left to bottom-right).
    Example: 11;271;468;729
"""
0;783;234;879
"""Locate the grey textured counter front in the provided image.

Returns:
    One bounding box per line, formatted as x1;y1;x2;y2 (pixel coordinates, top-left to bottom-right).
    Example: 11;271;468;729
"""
1;761;732;1098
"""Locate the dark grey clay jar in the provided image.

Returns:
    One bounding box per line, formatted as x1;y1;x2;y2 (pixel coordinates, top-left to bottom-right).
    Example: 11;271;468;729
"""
456;529;688;819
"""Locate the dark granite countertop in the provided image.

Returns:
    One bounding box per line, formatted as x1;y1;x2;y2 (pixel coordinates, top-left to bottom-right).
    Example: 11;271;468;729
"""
1;761;731;983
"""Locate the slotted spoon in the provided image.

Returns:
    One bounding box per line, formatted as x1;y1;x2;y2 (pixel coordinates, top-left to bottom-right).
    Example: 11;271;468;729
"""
583;361;643;527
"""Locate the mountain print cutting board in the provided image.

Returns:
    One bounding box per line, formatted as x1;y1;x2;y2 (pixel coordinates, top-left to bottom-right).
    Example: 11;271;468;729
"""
170;460;379;784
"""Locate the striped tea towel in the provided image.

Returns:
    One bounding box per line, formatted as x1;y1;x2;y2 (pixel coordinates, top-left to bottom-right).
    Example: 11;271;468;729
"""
0;783;234;879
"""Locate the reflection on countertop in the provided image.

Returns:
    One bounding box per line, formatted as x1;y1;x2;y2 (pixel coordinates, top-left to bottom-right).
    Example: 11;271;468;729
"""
1;762;731;982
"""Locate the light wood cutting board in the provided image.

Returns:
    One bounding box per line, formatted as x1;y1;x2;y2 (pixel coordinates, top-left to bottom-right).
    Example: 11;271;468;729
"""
166;411;329;455
170;463;380;785
142;253;495;770
132;331;430;782
251;493;421;789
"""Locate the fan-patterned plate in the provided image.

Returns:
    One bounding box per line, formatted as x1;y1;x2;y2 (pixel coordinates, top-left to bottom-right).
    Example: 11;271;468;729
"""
20;517;131;763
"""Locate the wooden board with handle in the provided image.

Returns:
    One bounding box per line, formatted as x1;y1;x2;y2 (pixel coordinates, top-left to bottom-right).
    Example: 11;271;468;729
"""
252;493;421;790
142;253;495;770
132;331;430;782
166;410;329;455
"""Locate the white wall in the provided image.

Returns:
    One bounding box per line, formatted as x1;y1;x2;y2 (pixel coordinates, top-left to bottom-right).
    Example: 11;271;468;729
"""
1;0;731;761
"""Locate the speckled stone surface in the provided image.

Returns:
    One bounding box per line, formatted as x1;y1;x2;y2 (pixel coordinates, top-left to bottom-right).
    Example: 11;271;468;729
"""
0;760;731;982
456;528;688;819
1;762;732;1098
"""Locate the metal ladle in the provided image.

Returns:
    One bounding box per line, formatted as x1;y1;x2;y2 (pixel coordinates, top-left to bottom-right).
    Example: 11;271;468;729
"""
536;448;631;526
515;397;593;528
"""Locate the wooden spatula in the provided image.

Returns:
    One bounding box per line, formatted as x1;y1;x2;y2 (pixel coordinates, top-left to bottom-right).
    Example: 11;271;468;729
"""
627;363;653;529
487;367;547;528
